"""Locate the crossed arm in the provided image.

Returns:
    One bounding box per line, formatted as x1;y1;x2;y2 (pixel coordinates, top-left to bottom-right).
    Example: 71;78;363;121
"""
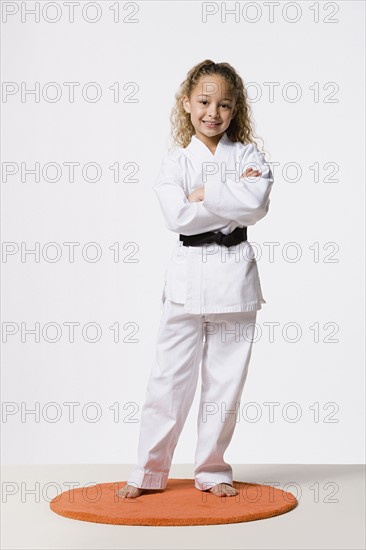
187;166;261;202
153;143;274;236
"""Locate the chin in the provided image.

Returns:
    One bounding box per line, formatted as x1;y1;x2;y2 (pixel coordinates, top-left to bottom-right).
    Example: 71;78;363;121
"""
200;124;224;134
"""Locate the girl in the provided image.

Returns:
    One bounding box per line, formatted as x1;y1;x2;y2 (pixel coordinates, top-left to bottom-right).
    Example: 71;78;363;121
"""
117;59;274;499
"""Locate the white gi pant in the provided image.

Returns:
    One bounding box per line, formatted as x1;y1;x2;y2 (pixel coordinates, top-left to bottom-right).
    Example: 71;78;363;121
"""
126;297;257;491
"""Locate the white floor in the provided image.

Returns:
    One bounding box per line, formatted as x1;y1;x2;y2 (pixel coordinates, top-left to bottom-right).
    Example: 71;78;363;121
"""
1;464;365;550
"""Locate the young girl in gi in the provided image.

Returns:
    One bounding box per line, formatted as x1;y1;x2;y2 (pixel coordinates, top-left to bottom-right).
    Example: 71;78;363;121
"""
117;59;274;499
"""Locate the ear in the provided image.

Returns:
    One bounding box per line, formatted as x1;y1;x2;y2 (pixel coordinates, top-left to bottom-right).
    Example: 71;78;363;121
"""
182;95;191;114
231;105;238;119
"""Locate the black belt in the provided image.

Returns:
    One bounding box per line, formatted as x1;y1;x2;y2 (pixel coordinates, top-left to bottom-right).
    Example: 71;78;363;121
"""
179;226;247;248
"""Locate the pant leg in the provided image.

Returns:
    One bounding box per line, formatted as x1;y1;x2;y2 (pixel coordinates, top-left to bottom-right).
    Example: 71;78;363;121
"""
194;310;258;491
127;298;205;489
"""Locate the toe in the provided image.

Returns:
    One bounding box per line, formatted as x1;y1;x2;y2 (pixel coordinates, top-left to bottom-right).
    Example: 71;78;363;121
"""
209;483;238;497
117;484;142;498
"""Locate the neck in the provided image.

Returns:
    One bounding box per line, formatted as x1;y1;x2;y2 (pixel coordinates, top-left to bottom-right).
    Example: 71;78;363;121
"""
194;130;226;150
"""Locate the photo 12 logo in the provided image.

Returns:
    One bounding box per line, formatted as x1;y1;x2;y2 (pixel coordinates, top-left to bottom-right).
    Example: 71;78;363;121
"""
1;1;140;24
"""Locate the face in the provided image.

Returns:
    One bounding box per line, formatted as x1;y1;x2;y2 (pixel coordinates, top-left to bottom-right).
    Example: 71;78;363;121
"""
182;74;237;147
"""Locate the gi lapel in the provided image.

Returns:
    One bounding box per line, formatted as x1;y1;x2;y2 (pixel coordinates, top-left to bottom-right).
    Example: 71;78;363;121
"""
189;131;233;182
183;132;234;314
189;131;231;161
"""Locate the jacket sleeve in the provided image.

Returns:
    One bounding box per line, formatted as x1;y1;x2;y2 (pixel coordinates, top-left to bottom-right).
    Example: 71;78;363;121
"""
153;152;234;235
202;143;274;226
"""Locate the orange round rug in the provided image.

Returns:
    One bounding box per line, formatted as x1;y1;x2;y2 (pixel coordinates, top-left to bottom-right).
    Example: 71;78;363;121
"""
50;479;298;526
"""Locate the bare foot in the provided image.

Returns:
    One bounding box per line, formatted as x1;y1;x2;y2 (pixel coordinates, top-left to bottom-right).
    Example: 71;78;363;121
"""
208;483;238;497
116;483;143;499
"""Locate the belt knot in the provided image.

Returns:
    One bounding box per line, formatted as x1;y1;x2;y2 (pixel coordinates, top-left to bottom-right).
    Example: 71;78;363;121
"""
179;226;248;248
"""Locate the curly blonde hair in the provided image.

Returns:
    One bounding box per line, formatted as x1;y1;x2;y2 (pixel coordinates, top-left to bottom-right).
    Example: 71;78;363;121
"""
169;59;267;156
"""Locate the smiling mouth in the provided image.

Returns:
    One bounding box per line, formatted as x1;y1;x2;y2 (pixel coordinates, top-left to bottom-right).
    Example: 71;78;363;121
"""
203;121;221;125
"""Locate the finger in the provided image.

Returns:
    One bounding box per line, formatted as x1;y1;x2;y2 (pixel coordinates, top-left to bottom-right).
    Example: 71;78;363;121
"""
247;170;261;176
242;170;261;178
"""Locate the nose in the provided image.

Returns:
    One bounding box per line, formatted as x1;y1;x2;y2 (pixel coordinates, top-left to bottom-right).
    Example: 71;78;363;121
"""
207;105;219;118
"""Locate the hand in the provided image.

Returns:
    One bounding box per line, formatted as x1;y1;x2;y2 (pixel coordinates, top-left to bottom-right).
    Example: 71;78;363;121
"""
187;186;204;202
241;167;262;179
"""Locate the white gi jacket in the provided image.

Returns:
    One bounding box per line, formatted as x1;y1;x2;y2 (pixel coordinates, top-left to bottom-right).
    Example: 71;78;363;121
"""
153;131;274;314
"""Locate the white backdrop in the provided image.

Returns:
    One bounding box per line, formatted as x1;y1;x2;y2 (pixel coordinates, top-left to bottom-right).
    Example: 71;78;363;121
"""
1;0;364;465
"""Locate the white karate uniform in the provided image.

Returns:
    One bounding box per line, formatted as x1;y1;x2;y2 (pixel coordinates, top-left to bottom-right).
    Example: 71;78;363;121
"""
154;131;274;314
126;132;273;491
